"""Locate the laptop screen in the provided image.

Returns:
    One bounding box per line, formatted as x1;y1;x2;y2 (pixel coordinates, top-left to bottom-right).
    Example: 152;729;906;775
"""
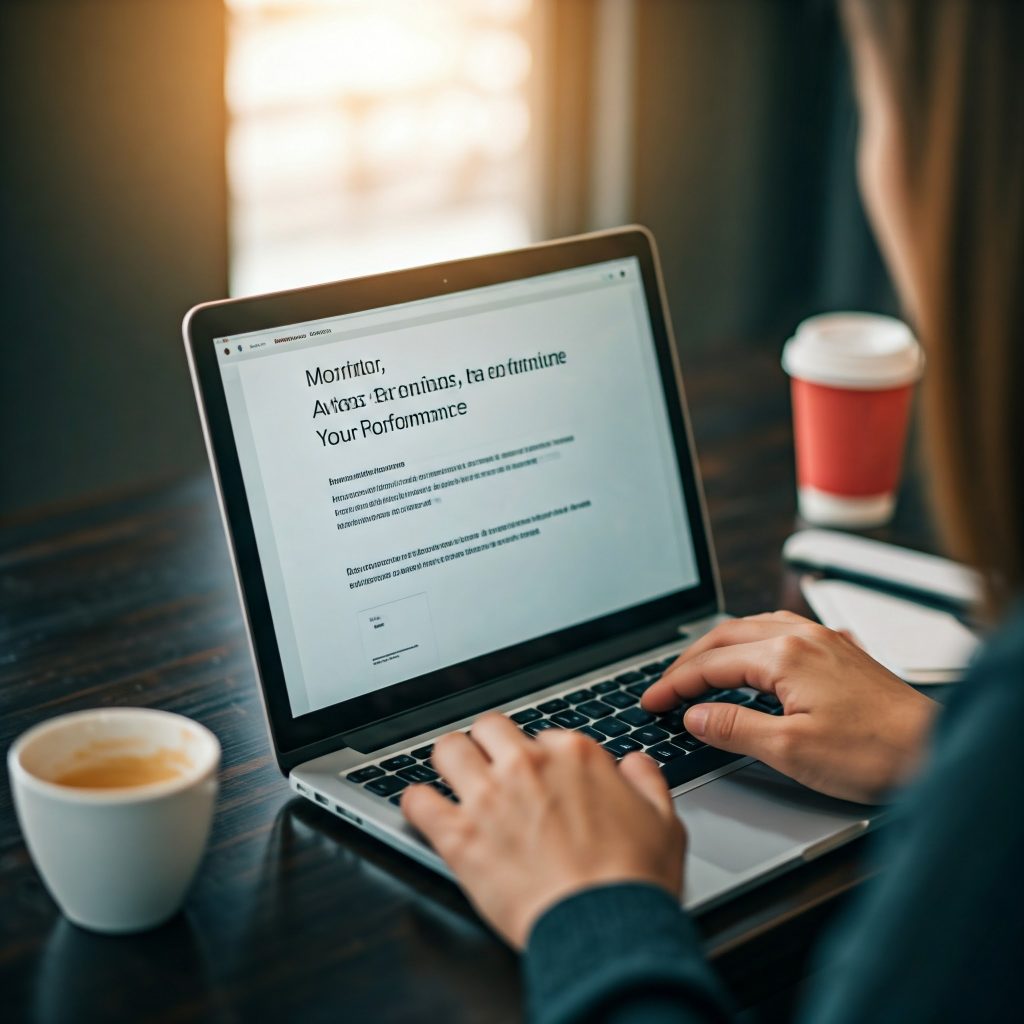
213;256;699;719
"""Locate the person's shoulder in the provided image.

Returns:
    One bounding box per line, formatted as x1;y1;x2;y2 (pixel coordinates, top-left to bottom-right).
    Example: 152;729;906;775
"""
975;598;1024;665
933;598;1024;759
960;598;1024;699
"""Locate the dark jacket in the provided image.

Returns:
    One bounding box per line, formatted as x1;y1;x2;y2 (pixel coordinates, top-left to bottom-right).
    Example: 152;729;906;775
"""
524;603;1024;1024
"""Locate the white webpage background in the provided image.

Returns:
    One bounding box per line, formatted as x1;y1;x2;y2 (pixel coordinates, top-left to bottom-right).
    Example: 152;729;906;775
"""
220;266;698;716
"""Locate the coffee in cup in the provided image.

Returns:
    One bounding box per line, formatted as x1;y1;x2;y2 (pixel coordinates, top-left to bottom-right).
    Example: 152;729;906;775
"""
782;312;924;528
51;743;193;789
8;708;220;934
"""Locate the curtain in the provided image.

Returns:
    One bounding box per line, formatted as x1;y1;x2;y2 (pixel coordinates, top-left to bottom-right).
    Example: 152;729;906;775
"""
541;0;898;351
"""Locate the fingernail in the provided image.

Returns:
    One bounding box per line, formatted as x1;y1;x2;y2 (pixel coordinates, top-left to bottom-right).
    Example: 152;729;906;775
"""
686;705;709;737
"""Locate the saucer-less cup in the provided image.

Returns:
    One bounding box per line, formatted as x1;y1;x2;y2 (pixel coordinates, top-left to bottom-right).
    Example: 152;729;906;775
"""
8;708;220;934
782;312;924;528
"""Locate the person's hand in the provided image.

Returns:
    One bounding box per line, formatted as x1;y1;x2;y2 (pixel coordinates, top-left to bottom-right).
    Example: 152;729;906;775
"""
642;611;938;804
400;713;685;949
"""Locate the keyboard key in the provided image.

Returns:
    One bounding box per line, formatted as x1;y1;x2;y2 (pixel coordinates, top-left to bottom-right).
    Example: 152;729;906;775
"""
551;709;589;729
576;725;605;741
640;662;664;675
565;688;593;704
511;708;543;724
397;765;439;784
657;655;680;670
706;690;753;705
411;745;434;760
625;681;651;697
657;712;689;735
670;733;705;752
615;671;646;684
347;765;384;784
524;719;560;736
604;736;643;757
577;699;614;719
433;779;460;802
617;706;655;728
389;793;404;807
366;775;408;797
753;693;783;712
602;690;637;710
538;698;569;714
631;725;670;746
591;680;619;694
380;754;416;772
646;742;684;763
592;716;630;738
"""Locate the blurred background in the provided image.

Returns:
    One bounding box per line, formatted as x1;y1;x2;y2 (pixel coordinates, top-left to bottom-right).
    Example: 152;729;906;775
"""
0;0;896;521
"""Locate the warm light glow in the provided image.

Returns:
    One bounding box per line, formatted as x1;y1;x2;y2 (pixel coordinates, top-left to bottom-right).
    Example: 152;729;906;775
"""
226;0;538;295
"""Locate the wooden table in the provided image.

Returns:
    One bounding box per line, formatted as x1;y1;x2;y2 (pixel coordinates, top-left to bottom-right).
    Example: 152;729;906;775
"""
0;341;937;1022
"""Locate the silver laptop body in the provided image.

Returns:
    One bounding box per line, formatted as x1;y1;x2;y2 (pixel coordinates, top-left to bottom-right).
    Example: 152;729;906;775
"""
183;227;878;915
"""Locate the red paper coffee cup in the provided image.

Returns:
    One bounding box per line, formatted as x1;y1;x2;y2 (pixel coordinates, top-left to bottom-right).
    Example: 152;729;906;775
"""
782;313;923;527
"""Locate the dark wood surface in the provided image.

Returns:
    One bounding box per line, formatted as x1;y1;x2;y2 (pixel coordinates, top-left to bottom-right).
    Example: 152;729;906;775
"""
0;341;937;1023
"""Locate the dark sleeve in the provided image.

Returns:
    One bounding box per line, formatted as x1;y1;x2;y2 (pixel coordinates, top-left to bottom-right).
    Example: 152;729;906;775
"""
797;621;1024;1024
523;882;732;1024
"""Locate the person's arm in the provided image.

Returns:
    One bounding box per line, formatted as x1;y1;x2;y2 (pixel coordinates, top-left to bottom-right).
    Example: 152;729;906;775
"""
794;622;1024;1024
400;714;732;1024
524;883;731;1024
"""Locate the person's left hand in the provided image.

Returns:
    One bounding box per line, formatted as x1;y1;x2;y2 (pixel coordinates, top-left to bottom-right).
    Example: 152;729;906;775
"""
401;712;685;949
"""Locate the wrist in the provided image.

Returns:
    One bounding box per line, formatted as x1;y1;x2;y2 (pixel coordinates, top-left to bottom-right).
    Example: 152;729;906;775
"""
899;691;938;772
512;871;680;950
880;690;938;797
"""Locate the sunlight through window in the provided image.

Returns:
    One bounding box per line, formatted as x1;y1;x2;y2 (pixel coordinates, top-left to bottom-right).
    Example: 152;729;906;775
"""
226;0;539;296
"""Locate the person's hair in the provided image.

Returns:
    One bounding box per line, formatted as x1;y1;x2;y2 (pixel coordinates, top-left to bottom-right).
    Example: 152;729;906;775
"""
843;0;1024;615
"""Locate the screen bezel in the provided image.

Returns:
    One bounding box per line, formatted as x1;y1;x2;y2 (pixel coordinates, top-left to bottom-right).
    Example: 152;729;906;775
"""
183;228;719;758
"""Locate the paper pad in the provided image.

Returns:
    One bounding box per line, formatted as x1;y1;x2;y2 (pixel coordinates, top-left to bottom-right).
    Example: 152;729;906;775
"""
800;577;980;684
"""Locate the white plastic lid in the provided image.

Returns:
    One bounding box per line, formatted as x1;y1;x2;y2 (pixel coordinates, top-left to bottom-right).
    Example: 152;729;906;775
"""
781;312;924;389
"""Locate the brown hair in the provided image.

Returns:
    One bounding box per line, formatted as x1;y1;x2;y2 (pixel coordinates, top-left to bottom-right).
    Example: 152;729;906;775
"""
844;0;1024;615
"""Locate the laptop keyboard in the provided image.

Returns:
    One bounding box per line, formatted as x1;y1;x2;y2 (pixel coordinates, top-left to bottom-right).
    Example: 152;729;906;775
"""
342;653;783;807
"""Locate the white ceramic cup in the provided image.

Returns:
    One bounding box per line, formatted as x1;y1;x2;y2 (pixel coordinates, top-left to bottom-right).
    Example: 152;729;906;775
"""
8;708;220;934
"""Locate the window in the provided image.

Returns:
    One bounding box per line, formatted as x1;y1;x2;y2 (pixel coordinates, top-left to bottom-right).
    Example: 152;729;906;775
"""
226;0;540;296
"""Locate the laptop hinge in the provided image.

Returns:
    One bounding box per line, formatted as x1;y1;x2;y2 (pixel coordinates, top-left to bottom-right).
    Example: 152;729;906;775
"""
339;614;702;754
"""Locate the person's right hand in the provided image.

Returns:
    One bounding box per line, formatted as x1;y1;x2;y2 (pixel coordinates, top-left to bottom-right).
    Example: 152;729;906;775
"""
641;611;938;804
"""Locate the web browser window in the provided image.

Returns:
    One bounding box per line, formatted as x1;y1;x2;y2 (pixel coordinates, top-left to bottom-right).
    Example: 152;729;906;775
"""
216;257;699;717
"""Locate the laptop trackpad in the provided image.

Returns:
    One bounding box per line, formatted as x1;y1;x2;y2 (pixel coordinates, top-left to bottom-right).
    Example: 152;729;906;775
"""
674;762;871;875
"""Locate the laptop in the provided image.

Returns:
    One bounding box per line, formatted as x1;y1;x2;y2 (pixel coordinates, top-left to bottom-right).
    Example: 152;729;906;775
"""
183;226;876;912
